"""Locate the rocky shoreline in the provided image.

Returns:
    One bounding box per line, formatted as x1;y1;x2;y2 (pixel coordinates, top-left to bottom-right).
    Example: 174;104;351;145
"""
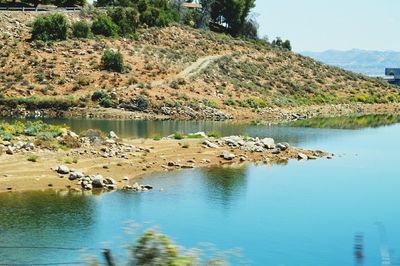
0;129;330;193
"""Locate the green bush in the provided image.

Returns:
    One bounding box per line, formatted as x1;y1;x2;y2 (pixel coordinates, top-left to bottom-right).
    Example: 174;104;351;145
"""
91;14;119;37
173;132;184;140
31;13;68;42
207;130;221;138
72;20;92;39
27;155;40;162
0;96;78;110
153;134;161;141
101;49;124;72
108;7;139;36
100;97;115;108
91;90;108;101
140;6;178;27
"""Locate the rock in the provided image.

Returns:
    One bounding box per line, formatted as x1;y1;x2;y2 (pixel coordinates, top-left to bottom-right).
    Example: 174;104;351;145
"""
109;131;119;139
221;151;235;160
104;177;117;185
297;153;308;160
122;176;129;181
106;184;117;190
203;140;219;149
69;171;84;180
68;131;79;139
239;156;247;162
271;148;281;154
105;139;116;145
277;143;289;151
201;159;211;164
261;138;275;149
92;175;104;188
83;183;93;190
57;165;70;174
167;161;177;167
24;142;35;150
6;146;14;155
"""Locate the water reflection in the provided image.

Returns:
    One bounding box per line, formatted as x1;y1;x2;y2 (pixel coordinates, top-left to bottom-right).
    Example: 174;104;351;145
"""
0;117;334;146
201;166;248;209
0;190;96;264
287;114;400;129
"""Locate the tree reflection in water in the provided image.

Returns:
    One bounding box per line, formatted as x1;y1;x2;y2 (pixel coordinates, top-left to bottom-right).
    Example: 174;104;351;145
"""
201;165;248;209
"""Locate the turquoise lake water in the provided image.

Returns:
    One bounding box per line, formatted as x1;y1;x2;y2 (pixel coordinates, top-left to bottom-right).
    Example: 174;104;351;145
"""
1;118;400;265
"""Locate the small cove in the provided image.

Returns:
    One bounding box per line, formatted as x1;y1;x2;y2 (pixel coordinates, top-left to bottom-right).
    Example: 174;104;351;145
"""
1;116;400;265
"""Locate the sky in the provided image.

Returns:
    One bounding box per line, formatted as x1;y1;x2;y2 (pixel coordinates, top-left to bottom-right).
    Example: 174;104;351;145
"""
253;0;400;52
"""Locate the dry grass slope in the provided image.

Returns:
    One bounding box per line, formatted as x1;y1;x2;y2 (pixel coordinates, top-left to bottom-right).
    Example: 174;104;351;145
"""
1;11;399;120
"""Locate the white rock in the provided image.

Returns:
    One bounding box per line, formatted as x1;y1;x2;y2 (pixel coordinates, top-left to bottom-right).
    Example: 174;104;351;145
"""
109;131;119;139
261;138;275;149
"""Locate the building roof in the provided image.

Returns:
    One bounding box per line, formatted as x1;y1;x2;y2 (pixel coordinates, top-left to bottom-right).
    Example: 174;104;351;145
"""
181;3;202;9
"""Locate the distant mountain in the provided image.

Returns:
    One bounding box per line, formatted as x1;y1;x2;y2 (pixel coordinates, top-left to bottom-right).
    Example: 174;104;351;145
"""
301;49;400;76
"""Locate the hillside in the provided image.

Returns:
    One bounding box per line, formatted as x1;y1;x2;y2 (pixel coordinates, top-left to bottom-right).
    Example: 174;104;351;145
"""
302;49;400;76
1;11;400;121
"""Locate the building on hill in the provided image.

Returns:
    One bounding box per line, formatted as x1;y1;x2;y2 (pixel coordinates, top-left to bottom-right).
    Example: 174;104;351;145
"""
385;68;400;86
181;2;202;9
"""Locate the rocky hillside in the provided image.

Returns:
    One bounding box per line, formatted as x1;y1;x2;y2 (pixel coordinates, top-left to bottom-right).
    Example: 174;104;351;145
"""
1;11;399;120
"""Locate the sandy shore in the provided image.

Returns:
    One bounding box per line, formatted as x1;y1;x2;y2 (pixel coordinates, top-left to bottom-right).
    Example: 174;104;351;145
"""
0;138;328;193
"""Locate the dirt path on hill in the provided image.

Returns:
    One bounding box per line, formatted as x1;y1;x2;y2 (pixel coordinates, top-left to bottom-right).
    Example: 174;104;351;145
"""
149;54;224;87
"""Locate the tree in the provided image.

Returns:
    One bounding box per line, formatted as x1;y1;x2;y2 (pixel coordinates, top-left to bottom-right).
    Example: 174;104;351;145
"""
203;0;256;36
272;37;292;51
91;14;119;37
107;7;139;36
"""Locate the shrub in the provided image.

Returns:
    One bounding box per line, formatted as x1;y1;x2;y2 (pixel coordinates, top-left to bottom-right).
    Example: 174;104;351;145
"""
207;130;221;138
153;134;161;141
58;135;81;149
72;20;92;39
27;155;39;162
91;90;108;101
31;13;68;42
173;132;184;140
187;133;204;139
0;96;78;110
140;6;178;27
100;97;115;108
64;156;78;164
91;14;119;37
108;7;139;36
101;49;124;72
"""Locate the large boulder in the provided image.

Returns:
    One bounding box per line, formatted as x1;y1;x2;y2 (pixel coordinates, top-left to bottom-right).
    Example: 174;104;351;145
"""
57;165;70;174
261;138;275;149
221;151;235;160
92;175;105;188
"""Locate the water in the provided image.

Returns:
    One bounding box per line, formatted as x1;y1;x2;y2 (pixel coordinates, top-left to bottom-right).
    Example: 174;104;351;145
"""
0;117;358;147
1;118;400;265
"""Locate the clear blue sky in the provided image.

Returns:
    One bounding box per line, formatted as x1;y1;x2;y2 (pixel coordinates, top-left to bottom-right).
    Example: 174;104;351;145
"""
253;0;400;52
